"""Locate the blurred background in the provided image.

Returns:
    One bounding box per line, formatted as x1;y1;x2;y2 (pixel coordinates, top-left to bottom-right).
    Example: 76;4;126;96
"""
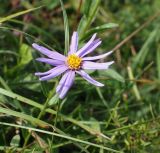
0;0;160;152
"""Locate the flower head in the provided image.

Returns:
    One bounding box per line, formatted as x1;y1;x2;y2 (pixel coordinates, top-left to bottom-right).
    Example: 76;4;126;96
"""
67;54;82;70
32;32;114;99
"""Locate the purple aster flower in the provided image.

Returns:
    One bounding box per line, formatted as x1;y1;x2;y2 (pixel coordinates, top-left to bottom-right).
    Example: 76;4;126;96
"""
32;32;114;99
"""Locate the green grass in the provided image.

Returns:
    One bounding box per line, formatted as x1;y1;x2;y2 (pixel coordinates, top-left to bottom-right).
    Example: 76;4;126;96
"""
0;0;160;152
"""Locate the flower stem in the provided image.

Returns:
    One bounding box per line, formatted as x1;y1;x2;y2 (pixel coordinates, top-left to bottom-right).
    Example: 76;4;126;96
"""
50;98;61;151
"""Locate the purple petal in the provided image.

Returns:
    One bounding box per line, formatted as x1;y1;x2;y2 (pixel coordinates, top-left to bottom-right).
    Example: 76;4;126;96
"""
36;58;64;66
38;65;68;81
68;32;78;55
76;39;101;57
35;68;57;76
82;61;114;70
32;43;66;61
82;51;113;61
76;70;104;87
58;71;75;99
76;33;97;57
81;39;102;57
56;71;69;93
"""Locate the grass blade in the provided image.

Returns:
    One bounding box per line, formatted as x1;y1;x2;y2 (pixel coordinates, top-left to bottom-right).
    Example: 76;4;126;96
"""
81;23;118;40
0;107;49;128
132;26;160;69
99;68;125;83
59;0;69;55
0;122;122;153
0;88;109;139
0;6;42;23
127;66;141;101
78;0;100;39
157;44;160;79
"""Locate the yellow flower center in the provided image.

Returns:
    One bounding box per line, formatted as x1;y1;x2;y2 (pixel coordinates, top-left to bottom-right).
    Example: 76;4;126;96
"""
67;54;82;70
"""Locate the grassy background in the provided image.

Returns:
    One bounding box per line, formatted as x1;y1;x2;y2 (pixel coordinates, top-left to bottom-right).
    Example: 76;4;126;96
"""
0;0;160;152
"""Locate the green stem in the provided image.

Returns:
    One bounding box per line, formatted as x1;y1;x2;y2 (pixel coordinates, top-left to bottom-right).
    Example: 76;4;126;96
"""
50;98;61;152
54;99;61;127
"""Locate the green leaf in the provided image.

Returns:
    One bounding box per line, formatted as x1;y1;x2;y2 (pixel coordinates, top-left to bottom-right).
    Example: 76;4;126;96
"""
90;118;101;133
83;0;92;16
157;44;160;79
59;0;69;55
45;0;59;10
88;23;118;33
81;23;118;40
10;134;20;147
7;43;33;75
0;107;49;128
19;43;33;66
78;0;100;39
0;6;42;23
127;66;141;101
133;25;160;69
99;68;125;83
48;94;59;106
0;122;122;153
0;88;43;110
0;76;24;110
0;88;110;139
77;15;87;36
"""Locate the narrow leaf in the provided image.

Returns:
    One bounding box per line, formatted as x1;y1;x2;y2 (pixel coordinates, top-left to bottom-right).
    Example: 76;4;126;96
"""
157;44;160;79
78;0;100;38
59;0;69;55
133;26;160;68
127;66;141;101
0;122;122;153
0;6;42;23
0;88;111;139
99;68;125;82
81;23;118;40
0;107;49;128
